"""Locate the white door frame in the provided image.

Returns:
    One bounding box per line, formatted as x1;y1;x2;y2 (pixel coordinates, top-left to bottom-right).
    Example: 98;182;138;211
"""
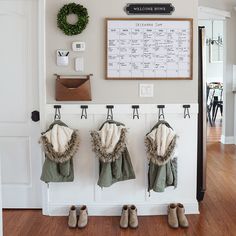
38;0;48;215
198;6;231;144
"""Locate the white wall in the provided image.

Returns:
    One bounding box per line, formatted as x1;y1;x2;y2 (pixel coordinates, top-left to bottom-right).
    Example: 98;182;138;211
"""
224;13;236;138
43;0;199;215
0;157;2;236
46;0;198;104
198;20;224;83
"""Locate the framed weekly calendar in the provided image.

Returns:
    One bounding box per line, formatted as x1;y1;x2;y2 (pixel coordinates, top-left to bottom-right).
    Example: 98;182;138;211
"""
105;18;193;80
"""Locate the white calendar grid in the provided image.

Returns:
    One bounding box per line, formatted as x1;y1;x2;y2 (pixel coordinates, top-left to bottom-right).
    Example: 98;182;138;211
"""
106;20;192;79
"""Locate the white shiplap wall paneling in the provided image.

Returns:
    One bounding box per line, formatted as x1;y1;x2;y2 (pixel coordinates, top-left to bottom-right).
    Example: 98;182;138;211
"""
44;104;199;216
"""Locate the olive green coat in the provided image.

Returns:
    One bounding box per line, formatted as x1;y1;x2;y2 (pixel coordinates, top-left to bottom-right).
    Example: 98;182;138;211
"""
148;158;177;192
40;120;79;183
91;120;136;188
41;158;74;183
146;121;177;193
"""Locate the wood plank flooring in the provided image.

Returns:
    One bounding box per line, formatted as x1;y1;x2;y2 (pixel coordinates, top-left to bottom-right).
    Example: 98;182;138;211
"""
207;118;222;143
3;125;236;236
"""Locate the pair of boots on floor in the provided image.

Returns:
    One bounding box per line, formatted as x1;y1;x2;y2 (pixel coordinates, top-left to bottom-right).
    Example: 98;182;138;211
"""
120;205;138;229
68;205;88;228
168;203;189;229
68;203;188;229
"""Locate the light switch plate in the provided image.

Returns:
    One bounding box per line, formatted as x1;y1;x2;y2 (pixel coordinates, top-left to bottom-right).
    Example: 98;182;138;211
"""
139;84;154;97
75;57;84;72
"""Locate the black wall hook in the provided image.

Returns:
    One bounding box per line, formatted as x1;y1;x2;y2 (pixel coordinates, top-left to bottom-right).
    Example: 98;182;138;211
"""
81;105;88;119
183;105;191;119
157;105;165;120
106;105;114;120
132;105;140;119
54;105;61;120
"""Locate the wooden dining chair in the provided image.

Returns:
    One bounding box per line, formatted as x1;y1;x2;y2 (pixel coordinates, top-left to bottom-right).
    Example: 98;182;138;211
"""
212;89;223;122
206;86;215;126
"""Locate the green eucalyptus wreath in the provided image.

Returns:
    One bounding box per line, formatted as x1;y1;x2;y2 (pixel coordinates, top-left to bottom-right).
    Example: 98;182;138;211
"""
57;3;89;36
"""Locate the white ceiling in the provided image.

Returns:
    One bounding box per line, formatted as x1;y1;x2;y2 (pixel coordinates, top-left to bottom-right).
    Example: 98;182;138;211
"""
199;0;236;9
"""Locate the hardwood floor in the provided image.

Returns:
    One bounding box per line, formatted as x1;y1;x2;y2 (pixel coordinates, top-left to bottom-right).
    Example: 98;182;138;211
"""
3;125;236;236
207;118;222;143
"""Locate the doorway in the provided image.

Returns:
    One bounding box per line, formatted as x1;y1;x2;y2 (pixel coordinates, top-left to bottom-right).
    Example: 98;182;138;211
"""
197;6;230;201
199;19;224;143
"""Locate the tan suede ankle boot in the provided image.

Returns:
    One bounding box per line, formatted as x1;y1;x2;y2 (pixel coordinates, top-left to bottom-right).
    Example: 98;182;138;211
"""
168;204;179;229
68;205;77;228
129;205;138;229
78;205;88;228
120;205;129;229
177;203;189;228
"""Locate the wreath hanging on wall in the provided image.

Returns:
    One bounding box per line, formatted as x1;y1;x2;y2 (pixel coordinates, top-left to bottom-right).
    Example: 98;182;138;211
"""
57;3;89;36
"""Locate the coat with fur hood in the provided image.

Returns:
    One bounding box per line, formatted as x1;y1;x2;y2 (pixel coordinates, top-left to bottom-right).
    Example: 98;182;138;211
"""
145;120;177;192
40;120;79;183
90;120;135;188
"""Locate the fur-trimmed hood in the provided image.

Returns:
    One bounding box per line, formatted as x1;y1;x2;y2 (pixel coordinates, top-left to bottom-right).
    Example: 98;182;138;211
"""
40;121;79;163
145;121;177;166
91;121;127;163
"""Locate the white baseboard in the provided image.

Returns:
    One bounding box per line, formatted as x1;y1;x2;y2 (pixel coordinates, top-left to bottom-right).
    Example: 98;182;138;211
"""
47;202;199;216
220;135;235;144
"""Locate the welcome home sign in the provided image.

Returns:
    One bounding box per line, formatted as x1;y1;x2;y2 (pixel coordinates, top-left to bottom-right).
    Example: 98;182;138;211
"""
125;3;175;15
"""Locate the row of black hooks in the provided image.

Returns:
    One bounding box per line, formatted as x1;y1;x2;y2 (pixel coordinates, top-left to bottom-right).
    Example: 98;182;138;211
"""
53;104;191;121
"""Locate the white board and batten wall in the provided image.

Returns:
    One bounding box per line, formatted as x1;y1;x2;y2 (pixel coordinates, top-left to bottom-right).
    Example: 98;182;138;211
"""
44;104;199;216
42;0;199;216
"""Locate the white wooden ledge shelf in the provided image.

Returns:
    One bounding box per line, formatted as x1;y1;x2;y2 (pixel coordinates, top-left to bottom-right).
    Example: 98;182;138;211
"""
46;103;198;116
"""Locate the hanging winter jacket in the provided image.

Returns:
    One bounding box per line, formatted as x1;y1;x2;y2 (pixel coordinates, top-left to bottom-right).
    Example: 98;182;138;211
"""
145;120;177;193
90;120;136;188
40;120;79;183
